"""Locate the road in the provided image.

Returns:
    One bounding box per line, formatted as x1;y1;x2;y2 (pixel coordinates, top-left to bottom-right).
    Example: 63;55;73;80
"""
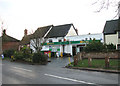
1;57;119;85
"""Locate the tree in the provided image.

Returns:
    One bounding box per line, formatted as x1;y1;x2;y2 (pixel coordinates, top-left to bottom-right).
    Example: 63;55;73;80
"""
30;25;52;53
92;0;120;18
30;37;47;53
83;39;106;52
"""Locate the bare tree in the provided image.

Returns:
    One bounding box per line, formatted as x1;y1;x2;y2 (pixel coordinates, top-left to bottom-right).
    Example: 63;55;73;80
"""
30;36;47;53
92;0;120;18
30;25;52;53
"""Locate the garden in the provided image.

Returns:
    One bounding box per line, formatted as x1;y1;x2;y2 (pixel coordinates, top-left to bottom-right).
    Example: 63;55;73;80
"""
68;39;120;71
3;45;48;65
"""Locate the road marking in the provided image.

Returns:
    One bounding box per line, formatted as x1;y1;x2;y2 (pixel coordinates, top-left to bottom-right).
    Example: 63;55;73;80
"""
44;73;95;85
13;67;32;72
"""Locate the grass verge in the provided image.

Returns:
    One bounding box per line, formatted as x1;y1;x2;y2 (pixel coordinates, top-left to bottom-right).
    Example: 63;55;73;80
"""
68;59;120;70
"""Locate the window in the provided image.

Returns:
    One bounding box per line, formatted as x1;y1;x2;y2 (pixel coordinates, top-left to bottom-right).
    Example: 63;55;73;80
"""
49;39;52;43
59;39;62;42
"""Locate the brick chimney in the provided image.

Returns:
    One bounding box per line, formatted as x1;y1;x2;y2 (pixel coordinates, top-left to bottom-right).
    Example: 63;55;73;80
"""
24;29;28;36
2;29;6;35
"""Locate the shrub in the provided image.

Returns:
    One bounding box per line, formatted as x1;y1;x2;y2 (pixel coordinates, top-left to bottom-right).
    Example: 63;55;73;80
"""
3;49;15;58
83;40;106;52
32;52;48;64
13;51;24;61
106;43;116;51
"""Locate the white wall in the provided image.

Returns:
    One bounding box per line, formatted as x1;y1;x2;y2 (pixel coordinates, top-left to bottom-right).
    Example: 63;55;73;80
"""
105;34;118;46
66;25;77;36
64;45;72;55
65;33;103;42
46;37;64;43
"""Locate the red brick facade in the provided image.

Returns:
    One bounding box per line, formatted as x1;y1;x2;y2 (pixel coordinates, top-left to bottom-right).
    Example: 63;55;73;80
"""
2;42;20;51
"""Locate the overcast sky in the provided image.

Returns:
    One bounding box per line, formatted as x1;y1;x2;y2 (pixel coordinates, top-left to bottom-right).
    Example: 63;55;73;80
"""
0;0;119;40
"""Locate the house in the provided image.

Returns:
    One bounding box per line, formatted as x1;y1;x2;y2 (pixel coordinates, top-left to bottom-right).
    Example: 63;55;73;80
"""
1;29;20;52
30;23;103;56
103;19;120;50
19;29;33;51
30;25;53;52
44;24;78;56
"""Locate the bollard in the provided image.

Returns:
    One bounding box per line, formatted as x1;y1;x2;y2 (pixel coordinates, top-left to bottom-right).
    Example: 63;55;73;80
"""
68;57;71;64
61;52;63;58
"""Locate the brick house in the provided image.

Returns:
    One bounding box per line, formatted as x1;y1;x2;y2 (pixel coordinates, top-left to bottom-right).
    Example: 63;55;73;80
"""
1;30;20;52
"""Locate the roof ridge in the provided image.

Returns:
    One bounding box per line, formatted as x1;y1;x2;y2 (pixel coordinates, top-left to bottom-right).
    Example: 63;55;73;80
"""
106;19;118;22
54;23;73;27
38;25;53;29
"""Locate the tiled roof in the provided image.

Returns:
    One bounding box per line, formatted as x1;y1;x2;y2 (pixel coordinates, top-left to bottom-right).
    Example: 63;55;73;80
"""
46;24;76;38
32;25;53;38
20;34;32;45
103;19;119;34
2;33;20;42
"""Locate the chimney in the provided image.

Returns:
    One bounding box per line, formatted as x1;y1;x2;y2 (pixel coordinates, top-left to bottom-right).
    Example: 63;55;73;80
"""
24;29;28;36
2;29;6;35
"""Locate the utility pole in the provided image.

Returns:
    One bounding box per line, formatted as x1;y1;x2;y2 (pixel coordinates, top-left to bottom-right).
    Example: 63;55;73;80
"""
118;1;120;19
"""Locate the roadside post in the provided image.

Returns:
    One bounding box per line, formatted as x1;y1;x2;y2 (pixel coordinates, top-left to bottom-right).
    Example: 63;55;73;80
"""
88;57;92;67
105;55;109;68
68;57;71;65
61;52;63;58
74;55;78;66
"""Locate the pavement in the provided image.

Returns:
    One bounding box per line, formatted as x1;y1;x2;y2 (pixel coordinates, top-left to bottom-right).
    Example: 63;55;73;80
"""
1;57;120;85
66;66;120;74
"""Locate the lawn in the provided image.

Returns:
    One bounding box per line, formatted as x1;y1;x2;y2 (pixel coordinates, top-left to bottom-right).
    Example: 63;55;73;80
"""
70;59;120;70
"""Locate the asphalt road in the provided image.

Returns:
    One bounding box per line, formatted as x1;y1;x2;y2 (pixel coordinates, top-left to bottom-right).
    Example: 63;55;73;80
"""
1;57;120;85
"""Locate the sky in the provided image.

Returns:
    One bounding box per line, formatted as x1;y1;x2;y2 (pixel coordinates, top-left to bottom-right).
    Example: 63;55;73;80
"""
0;0;119;40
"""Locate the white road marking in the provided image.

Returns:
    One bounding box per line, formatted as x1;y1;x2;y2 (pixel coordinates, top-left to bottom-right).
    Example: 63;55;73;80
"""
13;67;32;72
44;73;95;85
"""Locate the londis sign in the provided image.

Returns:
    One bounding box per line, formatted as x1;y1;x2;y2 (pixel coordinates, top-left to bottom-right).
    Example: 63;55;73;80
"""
42;40;100;45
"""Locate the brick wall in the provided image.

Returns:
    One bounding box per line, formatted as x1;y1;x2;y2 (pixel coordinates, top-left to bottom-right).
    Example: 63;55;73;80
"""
79;52;119;59
2;42;20;51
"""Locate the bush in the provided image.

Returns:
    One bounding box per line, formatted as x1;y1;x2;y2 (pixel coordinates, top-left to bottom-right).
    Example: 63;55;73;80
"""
106;43;116;51
3;49;15;58
13;51;24;61
83;40;106;52
32;52;48;64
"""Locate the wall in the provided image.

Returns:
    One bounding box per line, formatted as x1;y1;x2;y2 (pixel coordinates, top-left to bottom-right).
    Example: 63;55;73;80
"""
65;33;103;42
66;26;77;36
64;45;72;55
105;33;118;49
81;52;119;59
2;42;19;51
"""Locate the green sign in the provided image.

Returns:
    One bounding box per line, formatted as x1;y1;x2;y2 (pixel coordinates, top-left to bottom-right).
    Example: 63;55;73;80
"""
42;40;100;46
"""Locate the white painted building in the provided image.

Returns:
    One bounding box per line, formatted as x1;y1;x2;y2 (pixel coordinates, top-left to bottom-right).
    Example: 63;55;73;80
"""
103;19;120;50
30;24;103;56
